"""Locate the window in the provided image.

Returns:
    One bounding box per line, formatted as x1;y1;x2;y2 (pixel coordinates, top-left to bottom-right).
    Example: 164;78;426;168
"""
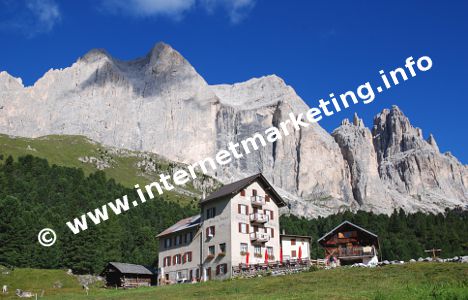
238;204;248;215
291;239;296;246
264;209;273;220
163;256;171;267
240;189;246;196
184;231;193;243
342;231;357;238
175;235;181;245
252;189;257;196
164;238;171;248
206;207;216;219
216;264;228;275
240;243;248;253
267;247;273;257
292;250;297;258
238;223;249;234
188;231;193;242
267;227;275;238
209;245;215;256
253;225;265;233
219;243;226;254
254;246;261;256
206;226;215;238
183;251;192;263
265;194;270;202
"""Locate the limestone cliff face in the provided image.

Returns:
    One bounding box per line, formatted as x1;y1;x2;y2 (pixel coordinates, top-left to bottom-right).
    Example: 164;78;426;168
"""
0;43;466;217
371;106;467;211
332;114;393;213
331;107;467;215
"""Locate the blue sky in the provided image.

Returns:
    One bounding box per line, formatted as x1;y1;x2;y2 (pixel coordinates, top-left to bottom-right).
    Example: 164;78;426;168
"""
0;0;467;163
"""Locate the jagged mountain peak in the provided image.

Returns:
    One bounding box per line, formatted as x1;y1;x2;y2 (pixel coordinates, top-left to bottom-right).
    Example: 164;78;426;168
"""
79;48;112;64
0;43;466;218
0;71;24;90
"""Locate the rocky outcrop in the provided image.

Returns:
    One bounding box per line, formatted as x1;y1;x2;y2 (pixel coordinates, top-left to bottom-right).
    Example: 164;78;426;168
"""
371;106;467;211
0;43;466;217
331;106;467;214
332;113;393;213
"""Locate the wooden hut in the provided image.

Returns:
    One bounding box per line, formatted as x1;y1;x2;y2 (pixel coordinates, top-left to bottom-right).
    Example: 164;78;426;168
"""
318;221;379;266
101;262;155;288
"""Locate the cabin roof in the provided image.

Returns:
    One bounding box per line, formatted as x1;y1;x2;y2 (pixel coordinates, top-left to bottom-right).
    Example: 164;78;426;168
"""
201;173;286;207
107;262;154;275
317;220;378;244
156;214;201;237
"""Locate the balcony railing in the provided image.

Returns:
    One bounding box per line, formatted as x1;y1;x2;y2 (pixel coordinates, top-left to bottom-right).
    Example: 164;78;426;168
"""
250;212;269;224
338;246;375;257
250;232;270;243
251;196;265;207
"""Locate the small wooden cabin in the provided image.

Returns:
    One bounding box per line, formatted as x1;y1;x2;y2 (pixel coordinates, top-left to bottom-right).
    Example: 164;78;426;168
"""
101;262;155;288
318;221;379;266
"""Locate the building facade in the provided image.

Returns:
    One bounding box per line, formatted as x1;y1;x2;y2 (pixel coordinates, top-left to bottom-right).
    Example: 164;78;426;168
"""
157;215;201;283
280;234;312;261
317;221;380;266
157;174;288;283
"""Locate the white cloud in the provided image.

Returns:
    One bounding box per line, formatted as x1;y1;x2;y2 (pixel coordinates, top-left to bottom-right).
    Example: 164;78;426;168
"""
27;0;62;33
100;0;256;23
201;0;256;24
101;0;195;19
0;0;61;37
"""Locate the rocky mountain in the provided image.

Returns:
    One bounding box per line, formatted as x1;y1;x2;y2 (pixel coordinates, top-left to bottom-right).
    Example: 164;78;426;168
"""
0;42;466;217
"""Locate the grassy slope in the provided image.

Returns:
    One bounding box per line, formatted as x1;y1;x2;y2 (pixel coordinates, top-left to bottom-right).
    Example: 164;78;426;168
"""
0;134;208;207
1;263;467;300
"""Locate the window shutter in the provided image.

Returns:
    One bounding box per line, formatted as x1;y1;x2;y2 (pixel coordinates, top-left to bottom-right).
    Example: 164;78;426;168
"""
252;189;257;196
212;226;216;236
206;227;209;237
238;223;241;233
246;224;250;233
188;251;192;262
223;264;228;274
238;204;241;214
270;211;274;220
163;258;166;267
246;206;249;215
216;265;220;275
271;228;274;238
240;189;245;196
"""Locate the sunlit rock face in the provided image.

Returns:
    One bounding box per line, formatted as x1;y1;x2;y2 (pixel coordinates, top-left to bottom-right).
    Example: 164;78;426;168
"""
0;43;466;217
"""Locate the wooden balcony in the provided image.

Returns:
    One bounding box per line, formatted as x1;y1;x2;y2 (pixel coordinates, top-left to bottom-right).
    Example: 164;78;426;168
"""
338;246;375;258
249;212;269;224
251;196;265;207
250;232;269;243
